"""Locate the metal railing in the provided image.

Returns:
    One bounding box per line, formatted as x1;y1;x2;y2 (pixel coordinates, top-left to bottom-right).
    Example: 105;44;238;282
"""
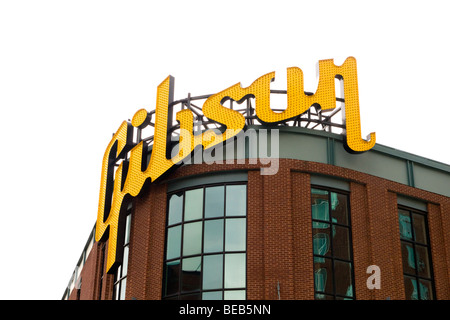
139;90;346;147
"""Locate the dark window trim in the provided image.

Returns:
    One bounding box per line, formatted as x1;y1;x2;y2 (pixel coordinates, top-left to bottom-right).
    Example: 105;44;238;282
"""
311;185;356;300
398;205;436;300
113;204;133;300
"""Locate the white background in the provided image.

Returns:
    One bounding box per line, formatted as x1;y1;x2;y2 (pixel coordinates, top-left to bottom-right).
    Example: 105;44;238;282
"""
0;0;449;300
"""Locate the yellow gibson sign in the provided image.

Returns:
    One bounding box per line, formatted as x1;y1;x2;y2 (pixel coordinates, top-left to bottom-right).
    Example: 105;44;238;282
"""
95;57;375;273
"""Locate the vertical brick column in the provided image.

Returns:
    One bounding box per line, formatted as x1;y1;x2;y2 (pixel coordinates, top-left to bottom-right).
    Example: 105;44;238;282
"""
145;183;167;299
366;184;404;300
126;188;152;300
291;171;314;299
247;170;265;299
126;183;167;300
78;244;101;300
443;200;450;289
262;167;294;299
440;200;450;299
349;182;374;300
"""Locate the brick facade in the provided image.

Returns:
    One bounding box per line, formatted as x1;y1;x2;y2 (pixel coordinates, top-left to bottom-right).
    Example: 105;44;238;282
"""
71;158;450;300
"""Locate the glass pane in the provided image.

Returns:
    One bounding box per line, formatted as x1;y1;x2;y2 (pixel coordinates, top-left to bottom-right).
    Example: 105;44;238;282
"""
333;226;351;260
181;257;202;292
203;254;223;290
185;189;203;221
312;222;331;257
415;245;431;279
312;198;329;222
226;185;247;216
331;192;348;225
167;226;182;260
164;260;180;296
399;210;413;240
203;291;223;300
183;222;203;256
119;279;127;300
122;246;129;276
224;290;246;300
125;214;132;244
312;189;329;222
314;257;333;294
419;279;434;300
225;218;246;252
224;253;246;288
116;265;122;281
404;276;418;300
168;193;183;225
334;260;353;297
205;186;225;218
114;284;120;300
204;219;224;253
413;214;427;244
401;242;416;275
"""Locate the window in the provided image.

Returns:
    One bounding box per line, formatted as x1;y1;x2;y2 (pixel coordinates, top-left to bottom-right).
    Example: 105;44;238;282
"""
398;207;435;300
311;187;354;300
113;206;132;300
163;183;247;300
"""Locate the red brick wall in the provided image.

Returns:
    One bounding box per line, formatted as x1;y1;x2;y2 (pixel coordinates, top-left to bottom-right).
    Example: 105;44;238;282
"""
77;243;99;300
86;158;450;300
291;172;314;299
69;240;114;300
247;170;265;298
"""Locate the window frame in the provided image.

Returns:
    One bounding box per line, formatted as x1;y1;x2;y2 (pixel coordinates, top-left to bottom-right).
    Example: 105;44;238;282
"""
310;185;356;300
113;205;133;300
398;205;436;300
162;182;248;300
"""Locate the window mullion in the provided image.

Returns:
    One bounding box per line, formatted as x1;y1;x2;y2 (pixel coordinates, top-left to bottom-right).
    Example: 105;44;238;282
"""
311;186;353;300
163;183;247;300
398;206;434;300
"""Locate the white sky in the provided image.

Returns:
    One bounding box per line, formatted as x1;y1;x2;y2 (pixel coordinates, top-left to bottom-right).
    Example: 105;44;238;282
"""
1;0;449;300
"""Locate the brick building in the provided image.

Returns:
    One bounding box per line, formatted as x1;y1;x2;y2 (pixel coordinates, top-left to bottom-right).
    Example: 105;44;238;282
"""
62;124;450;300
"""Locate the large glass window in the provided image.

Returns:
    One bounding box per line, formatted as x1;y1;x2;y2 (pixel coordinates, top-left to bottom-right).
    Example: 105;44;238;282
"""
311;187;354;300
163;183;247;300
398;207;435;300
113;205;132;300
